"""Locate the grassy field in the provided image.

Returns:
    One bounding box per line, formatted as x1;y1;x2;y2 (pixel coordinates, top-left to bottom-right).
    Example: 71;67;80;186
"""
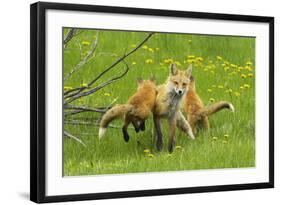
63;28;255;176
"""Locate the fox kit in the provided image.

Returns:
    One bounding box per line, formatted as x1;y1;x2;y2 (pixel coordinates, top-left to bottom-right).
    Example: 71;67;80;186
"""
153;64;195;153
99;78;157;142
183;76;234;135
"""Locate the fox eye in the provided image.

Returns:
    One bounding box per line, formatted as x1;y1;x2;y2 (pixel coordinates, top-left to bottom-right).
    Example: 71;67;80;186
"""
174;81;178;85
182;83;187;87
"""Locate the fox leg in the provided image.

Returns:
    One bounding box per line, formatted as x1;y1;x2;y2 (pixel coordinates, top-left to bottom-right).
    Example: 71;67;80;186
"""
168;117;177;153
139;120;146;131
153;114;163;151
122;116;131;142
201;116;209;130
131;118;140;133
176;111;195;139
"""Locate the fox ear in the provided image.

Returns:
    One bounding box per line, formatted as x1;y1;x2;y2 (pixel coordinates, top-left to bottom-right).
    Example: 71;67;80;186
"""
137;77;143;85
170;63;178;75
185;64;192;78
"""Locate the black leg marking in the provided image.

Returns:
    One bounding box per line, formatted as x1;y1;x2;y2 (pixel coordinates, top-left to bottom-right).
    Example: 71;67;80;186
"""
122;126;130;142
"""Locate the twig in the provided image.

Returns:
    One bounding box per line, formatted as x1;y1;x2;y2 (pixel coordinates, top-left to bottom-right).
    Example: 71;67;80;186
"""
64;28;75;48
64;33;154;99
64;32;99;81
64;131;86;147
64;61;129;104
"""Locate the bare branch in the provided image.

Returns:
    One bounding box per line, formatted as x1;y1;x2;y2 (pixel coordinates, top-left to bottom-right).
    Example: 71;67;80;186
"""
64;61;129;104
64;131;86;147
64;28;75;47
64;33;99;81
64;33;154;99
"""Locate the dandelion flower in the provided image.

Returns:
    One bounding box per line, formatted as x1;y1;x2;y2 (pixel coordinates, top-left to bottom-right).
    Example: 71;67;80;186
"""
216;56;223;61
145;59;153;64
143;149;150;153
164;59;173;64
225;89;233;93
207;89;213;93
234;92;240;97
132;61;137;65
104;93;111;96
142;45;148;49
223;140;228;144
209;98;215;102
224;67;230;71
81;41;90;46
64;86;72;90
224;134;229;138
147;153;154;157
241;74;247;79
212;137;218;141
246;61;253;66
187;59;195;64
248;73;254;77
187;55;195;59
174;61;181;66
175;145;182;150
148;48;154;52
196;57;203;62
240;86;245;90
81;83;88;87
218;85;224;89
244;84;250;88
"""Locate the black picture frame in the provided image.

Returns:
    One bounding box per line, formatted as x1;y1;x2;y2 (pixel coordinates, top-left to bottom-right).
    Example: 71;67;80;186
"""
30;1;274;203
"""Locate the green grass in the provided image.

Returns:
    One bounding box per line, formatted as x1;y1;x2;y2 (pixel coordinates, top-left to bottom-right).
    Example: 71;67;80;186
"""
63;28;255;176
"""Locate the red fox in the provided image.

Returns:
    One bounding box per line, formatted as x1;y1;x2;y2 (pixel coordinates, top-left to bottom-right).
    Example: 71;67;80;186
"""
153;64;194;153
183;76;234;135
99;78;157;142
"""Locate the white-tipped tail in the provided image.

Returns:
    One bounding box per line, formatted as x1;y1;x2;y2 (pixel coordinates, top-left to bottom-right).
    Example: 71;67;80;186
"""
188;130;195;140
229;103;235;112
98;127;106;139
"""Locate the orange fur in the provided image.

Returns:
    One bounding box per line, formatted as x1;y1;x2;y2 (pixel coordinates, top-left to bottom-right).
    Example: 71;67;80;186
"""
99;78;157;142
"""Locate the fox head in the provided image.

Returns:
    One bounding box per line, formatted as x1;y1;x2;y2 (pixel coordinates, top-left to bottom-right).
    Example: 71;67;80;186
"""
167;64;192;96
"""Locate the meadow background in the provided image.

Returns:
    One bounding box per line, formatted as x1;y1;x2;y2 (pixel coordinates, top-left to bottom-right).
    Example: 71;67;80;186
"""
63;28;255;176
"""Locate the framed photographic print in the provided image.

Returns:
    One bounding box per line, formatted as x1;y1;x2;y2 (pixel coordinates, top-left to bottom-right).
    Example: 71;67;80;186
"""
30;1;274;203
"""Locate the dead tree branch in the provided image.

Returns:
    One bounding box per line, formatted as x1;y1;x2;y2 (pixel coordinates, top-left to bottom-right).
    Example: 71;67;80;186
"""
64;131;86;147
64;32;154;98
64;33;99;81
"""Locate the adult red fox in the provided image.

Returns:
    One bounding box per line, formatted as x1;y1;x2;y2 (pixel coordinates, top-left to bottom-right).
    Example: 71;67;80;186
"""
99;78;157;142
183;76;234;135
153;64;195;153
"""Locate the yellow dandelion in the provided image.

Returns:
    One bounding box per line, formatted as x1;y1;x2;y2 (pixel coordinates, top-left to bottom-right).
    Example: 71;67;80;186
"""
207;88;213;93
147;153;154;157
187;55;195;59
216;56;223;61
224;67;230;71
230;64;237;68
132;61;137;65
244;84;250;88
142;45;148;49
245;66;253;71
240;86;245;90
148;48;154;53
175;145;182;150
143;149;150;153
212;137;218;141
81;83;88;87
224;134;229;138
81;41;90;46
164;58;173;64
246;61;253;66
187;59;195;64
104;93;111;96
222;63;226;67
209;98;215;102
145;59;153;64
174;61;181;66
64;86;73;90
225;89;233;93
224;61;230;65
223;140;228;144
196;57;203;62
218;85;224;89
234;92;240;97
248;73;254;77
241;74;247;79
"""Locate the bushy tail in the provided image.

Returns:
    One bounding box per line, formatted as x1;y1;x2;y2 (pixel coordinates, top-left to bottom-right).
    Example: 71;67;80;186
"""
198;101;234;116
99;104;134;139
